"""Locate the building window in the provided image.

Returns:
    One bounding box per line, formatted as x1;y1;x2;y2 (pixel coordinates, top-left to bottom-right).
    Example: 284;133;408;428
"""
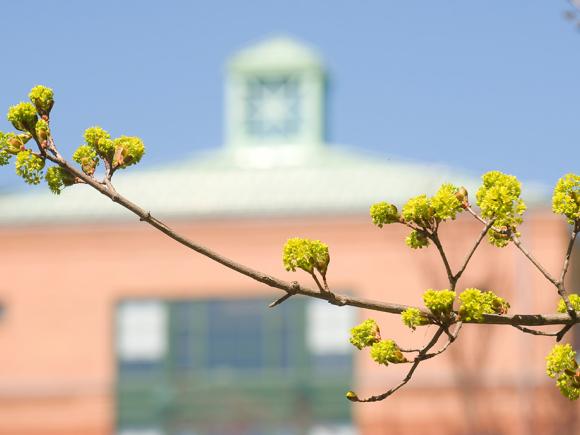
169;298;296;373
306;299;356;373
117;300;167;373
116;297;354;434
245;76;301;140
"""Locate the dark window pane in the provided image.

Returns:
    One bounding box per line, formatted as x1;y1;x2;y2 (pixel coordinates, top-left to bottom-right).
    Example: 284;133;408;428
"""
172;301;195;369
207;300;264;370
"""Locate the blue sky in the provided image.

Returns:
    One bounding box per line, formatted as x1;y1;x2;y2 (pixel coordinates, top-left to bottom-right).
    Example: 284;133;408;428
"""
1;0;579;190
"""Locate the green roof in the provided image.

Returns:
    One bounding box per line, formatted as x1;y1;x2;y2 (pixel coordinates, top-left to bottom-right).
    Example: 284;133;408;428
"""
0;146;548;225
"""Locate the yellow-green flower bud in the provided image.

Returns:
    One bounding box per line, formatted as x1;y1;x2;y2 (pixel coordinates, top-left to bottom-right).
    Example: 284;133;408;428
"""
15;150;45;185
423;289;456;318
73;145;99;176
45;166;75;194
111;136;145;169
282;238;330;276
370;202;399;227
431;183;464;220
401;307;429;330
405;230;429;249
35;119;50;143
552;174;580;225
546;343;580;400
0;132;9;166
370;340;407;366
476;171;526;246
84;126;114;159
557;294;580;313
458;288;509;322
402;194;433;227
7;102;38;132
349;319;381;350
487;228;511;248
28;85;54;117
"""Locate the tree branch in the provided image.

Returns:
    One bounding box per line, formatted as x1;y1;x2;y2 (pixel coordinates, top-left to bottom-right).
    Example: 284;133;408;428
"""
353;327;446;402
511;236;559;287
454;219;495;283
41;153;580;328
558;222;579;285
430;233;455;287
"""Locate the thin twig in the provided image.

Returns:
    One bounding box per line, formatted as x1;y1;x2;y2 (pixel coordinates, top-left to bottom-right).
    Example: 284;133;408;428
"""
354;327;446;402
558;223;579;285
310;272;325;292
510;324;560;337
511;236;559;287
466;206;488;226
454;219;495;283
430;233;455;287
422;322;463;360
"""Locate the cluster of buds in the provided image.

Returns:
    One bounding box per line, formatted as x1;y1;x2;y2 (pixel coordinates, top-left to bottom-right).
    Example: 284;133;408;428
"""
1;86;56;185
546;344;580;400
370;183;468;250
423;289;456;320
349;319;381;349
457;288;510;322
552;174;580;225
282;237;330;278
401;307;430;330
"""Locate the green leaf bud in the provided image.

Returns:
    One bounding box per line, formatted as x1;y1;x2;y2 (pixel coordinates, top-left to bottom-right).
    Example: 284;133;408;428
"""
455;186;469;205
370;202;399;227
35;119;50;143
401;307;429;330
402;194;433;227
15;150;45;185
7;102;38;132
282;237;330;276
552;174;580;225
84;127;114;159
557;294;580;313
458;288;509;322
431;183;464;221
423;289;456;318
111;136;145;169
345;391;359;402
349;319;381;350
28;85;54;117
370;340;407;366
405;230;429;249
45;166;75;194
546;343;580;400
73;145;99;176
2;132;32;154
476;171;526;245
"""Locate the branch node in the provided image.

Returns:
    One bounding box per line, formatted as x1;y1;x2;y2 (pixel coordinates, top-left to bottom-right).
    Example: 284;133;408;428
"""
327;294;347;306
268;281;300;308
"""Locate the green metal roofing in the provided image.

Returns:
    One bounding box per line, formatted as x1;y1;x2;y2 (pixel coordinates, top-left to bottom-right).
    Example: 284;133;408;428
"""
0;146;548;225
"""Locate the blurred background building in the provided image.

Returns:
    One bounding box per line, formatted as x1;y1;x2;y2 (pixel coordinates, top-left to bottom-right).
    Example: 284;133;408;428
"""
0;37;578;435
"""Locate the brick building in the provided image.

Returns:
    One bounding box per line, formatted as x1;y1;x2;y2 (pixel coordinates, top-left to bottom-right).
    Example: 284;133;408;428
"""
0;37;577;435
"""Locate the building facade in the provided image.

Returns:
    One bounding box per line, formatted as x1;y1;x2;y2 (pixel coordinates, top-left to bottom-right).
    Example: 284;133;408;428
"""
0;37;578;435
